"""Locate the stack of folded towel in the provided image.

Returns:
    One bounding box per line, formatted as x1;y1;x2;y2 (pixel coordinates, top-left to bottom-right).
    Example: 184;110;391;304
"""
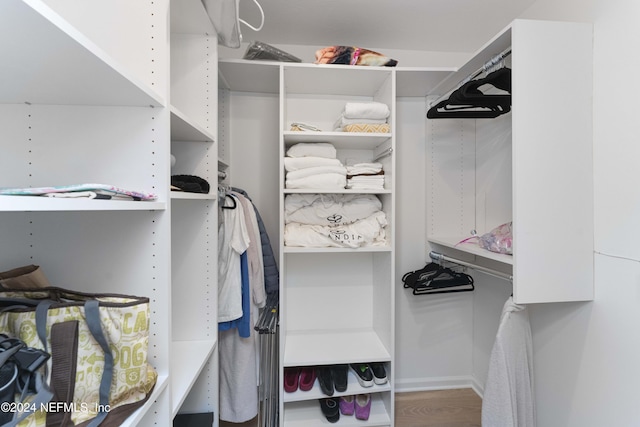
285;142;347;190
284;193;387;248
334;102;390;133
346;163;385;190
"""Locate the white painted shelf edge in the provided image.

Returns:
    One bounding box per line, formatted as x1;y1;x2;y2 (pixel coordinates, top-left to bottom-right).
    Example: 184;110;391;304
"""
0;196;166;212
170;339;217;416
284;329;391;367
427;236;513;265
170;106;216;143
121;374;170;427
170;191;216;201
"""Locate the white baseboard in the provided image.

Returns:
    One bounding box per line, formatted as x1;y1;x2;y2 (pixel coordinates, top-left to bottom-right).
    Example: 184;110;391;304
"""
394;375;483;394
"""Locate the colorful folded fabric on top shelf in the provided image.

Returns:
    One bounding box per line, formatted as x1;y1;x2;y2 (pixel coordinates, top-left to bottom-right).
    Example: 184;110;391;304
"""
285;143;347;190
0;183;157;200
334;102;390;133
346;163;385;190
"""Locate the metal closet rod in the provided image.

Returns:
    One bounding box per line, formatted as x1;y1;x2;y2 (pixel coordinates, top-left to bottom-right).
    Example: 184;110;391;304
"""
429;251;513;282
432;47;513;106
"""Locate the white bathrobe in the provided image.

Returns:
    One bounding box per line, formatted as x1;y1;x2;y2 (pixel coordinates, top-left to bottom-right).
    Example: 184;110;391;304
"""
482;297;536;427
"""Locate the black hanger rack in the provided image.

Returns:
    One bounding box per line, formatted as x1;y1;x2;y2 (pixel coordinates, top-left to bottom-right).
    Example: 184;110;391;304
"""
427;49;512;119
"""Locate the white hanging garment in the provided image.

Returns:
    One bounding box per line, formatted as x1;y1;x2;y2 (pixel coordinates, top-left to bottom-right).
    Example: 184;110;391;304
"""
482;296;536;427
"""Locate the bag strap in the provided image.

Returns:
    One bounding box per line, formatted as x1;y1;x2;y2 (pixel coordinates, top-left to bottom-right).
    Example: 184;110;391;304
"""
84;300;113;427
46;321;79;427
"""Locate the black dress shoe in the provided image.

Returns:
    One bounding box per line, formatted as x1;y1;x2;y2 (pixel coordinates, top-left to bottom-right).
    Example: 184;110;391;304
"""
319;398;340;423
316;366;334;396
331;364;348;392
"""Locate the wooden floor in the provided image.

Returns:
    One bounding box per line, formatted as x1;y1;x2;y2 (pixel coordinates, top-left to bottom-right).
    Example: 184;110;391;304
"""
220;388;481;427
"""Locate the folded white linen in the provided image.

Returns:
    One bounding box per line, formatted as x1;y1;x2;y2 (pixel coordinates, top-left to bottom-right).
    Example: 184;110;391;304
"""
284;193;382;225
286;165;347;181
346;162;383;175
285;173;346;190
343;102;390;120
284;211;388;248
286;142;337;159
284;156;342;172
333;116;387;130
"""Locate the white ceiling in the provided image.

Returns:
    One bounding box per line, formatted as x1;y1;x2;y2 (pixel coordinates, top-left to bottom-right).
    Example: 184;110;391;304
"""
238;0;537;54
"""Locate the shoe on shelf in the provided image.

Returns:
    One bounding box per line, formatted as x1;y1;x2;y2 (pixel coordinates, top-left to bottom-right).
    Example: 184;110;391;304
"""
331;364;348;393
316;366;335;396
319;398;340;423
355;394;372;421
349;363;374;388
299;367;316;392
284;367;300;393
339;395;355;416
369;362;388;385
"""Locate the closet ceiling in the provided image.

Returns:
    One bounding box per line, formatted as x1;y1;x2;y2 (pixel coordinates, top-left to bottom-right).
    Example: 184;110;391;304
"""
238;0;536;53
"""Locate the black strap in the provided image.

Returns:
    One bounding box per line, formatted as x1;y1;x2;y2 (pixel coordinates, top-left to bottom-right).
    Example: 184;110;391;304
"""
47;321;79;427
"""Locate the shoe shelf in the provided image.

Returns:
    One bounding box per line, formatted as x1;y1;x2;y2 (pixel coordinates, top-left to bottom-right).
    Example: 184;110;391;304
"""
284;369;391;403
284;329;391;367
284;393;391;427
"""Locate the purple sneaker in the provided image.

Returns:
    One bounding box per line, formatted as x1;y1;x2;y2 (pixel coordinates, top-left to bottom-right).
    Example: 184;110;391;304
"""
355;394;372;421
339;395;355;415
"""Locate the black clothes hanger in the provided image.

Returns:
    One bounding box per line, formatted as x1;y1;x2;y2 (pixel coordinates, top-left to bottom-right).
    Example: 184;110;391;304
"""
427;67;512;119
403;263;474;295
402;262;440;289
222;194;237;209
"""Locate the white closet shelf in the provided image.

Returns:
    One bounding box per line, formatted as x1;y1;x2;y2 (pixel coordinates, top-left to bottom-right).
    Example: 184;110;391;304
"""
120;374;169;427
284;393;391;427
284;329;391;367
283;131;391;149
283;189;391;195
219;58;459;97
170;339;217;417
171;106;215;142
283;370;391;403
170;191;216;201
428;236;513;265
284;246;392;254
0;0;164;107
0;196;166;212
218;59;280;94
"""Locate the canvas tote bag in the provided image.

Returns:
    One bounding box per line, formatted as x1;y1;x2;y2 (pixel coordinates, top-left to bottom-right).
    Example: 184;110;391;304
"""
0;287;157;426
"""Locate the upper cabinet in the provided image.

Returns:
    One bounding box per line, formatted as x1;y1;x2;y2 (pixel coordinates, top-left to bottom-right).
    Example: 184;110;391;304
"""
425;19;594;304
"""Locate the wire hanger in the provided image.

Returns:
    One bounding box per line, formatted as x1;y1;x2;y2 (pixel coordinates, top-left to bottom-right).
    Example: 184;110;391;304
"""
238;0;265;42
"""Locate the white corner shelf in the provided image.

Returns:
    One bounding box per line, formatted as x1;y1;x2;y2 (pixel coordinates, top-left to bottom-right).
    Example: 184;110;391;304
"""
170;191;216;201
0;196;166;212
427;236;513;265
171;106;216;142
170;340;217;416
0;0;164;107
283;329;391;367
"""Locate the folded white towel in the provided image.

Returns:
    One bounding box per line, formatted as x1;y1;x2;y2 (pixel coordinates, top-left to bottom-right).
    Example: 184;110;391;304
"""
284;193;382;226
333;116;387;130
286;142;337;159
286;165;347;181
343;102;390;120
284;157;342;172
284;211;388;248
346;163;383;175
286;173;346;190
